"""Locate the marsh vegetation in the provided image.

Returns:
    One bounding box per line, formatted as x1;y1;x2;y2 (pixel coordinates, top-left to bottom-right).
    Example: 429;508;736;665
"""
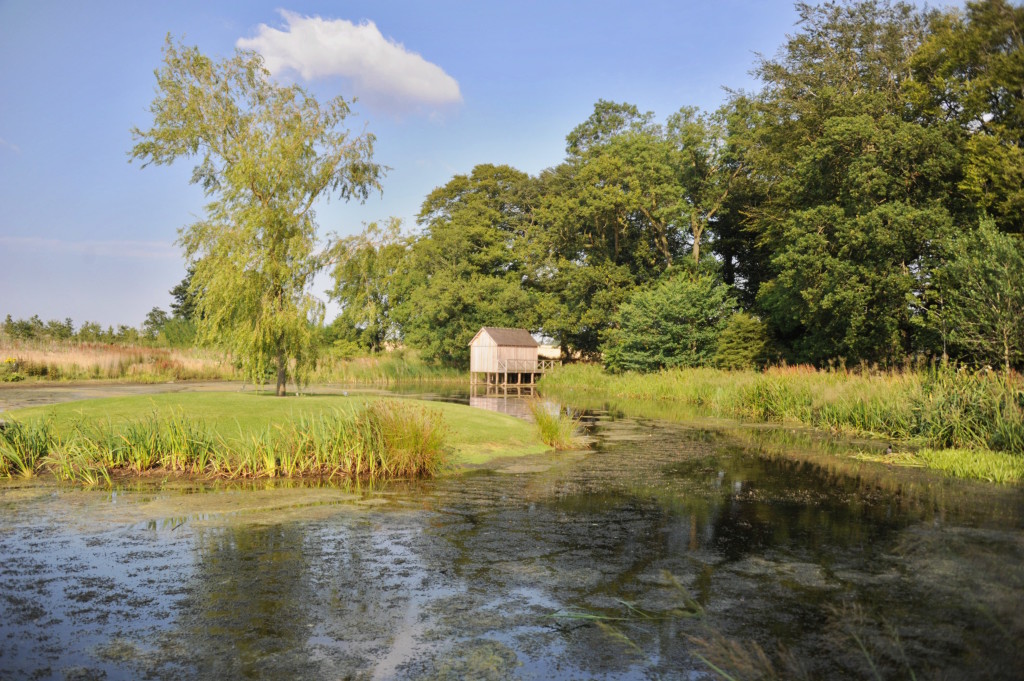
527;399;584;450
541;363;1024;482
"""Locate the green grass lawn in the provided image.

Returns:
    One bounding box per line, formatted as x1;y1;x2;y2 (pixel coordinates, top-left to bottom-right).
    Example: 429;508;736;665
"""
5;392;548;468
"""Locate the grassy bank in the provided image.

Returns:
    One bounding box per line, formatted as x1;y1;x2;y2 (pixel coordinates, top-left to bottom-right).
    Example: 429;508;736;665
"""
541;363;1024;482
0;393;547;483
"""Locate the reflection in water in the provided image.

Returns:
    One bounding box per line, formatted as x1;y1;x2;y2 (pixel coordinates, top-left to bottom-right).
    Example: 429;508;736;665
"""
170;525;314;678
0;407;1022;679
469;393;534;419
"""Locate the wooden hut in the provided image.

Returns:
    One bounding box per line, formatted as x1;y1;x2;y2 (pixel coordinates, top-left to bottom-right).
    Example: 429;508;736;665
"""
469;327;557;388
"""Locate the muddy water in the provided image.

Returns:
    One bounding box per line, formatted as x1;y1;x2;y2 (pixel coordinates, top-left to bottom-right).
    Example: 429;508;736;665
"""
2;395;1024;680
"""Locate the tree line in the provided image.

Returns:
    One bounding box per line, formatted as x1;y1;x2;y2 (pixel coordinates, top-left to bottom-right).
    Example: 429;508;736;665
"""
2;268;200;347
332;0;1024;373
126;1;1023;393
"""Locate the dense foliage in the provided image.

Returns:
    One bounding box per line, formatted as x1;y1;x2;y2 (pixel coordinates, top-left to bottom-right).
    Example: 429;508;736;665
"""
325;0;1024;373
131;38;382;394
602;271;734;373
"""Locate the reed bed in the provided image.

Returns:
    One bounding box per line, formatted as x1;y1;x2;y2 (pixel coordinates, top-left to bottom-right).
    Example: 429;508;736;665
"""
311;350;466;385
0;339;235;382
541;363;1024;458
0;340;463;386
527;400;583;450
854;448;1024;484
0;400;449;484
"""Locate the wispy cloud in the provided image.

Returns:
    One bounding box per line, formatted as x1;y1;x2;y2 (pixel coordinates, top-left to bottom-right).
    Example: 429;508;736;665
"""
0;137;21;154
237;11;462;110
0;237;178;260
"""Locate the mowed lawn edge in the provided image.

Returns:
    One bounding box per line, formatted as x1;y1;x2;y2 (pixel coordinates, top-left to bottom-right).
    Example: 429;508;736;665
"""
2;392;549;469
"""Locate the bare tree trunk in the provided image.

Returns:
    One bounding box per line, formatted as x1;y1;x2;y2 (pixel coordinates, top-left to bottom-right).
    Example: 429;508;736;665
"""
276;346;287;397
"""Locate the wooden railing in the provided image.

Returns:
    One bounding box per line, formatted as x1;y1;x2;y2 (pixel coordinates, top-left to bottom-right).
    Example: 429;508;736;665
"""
496;358;561;372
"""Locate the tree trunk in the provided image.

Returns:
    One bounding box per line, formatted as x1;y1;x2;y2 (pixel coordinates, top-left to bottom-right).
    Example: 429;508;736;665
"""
1004;328;1011;375
276;347;287;397
691;215;703;265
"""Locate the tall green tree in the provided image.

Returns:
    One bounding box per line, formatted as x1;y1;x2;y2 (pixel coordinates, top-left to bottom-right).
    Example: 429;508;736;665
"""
169;265;199;321
911;0;1024;234
666;106;744;265
743;1;962;365
714;312;770;370
131;38;382;395
937;218;1024;372
533;100;746;357
142;307;169;341
395;164;539;367
329;218;409;353
535;102;684;357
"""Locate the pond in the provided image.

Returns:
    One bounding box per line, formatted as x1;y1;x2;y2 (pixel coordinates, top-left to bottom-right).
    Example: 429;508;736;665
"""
1;388;1022;679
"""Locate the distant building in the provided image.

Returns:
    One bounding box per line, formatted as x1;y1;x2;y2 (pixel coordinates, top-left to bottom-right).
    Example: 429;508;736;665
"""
469;327;557;387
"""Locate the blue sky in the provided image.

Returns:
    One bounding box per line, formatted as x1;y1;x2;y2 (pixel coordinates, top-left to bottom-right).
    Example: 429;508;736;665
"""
2;1;817;327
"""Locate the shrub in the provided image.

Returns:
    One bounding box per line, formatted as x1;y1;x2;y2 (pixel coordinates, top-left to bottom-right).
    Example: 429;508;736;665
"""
715;313;769;370
602;272;734;373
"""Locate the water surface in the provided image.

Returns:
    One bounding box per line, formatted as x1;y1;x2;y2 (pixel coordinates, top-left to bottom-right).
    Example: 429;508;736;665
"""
1;392;1022;679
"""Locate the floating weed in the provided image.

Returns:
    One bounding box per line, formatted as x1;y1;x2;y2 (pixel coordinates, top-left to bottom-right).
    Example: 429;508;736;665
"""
915;448;1024;484
546;567;704;656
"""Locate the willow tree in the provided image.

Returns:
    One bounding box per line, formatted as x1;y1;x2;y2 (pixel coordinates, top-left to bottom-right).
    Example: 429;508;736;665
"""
131;38;382;395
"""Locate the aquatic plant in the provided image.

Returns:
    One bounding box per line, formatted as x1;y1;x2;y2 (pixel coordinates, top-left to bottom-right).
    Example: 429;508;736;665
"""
0;400;450;483
527;400;582;450
855;447;1024;484
541;363;1024;462
0;417;54;477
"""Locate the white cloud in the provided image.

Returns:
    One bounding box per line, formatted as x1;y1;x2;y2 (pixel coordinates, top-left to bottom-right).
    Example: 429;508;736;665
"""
0;137;21;154
237;11;462;109
0;237;178;260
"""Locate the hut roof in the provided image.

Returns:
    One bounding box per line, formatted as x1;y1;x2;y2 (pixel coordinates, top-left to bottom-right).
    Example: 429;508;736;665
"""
470;327;539;347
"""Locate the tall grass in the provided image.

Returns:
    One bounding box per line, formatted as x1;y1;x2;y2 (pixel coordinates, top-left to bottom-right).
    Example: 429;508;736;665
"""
0;418;54;477
0;339;463;386
310;349;465;385
541;364;1024;457
527;400;582;450
0;401;449;484
0;339;236;382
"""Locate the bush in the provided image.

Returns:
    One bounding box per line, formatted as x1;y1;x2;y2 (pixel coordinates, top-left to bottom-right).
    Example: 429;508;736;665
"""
602;272;734;373
715;313;769;370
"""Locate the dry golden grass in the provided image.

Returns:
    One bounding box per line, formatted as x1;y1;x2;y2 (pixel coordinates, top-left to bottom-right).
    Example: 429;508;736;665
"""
0;339;236;382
